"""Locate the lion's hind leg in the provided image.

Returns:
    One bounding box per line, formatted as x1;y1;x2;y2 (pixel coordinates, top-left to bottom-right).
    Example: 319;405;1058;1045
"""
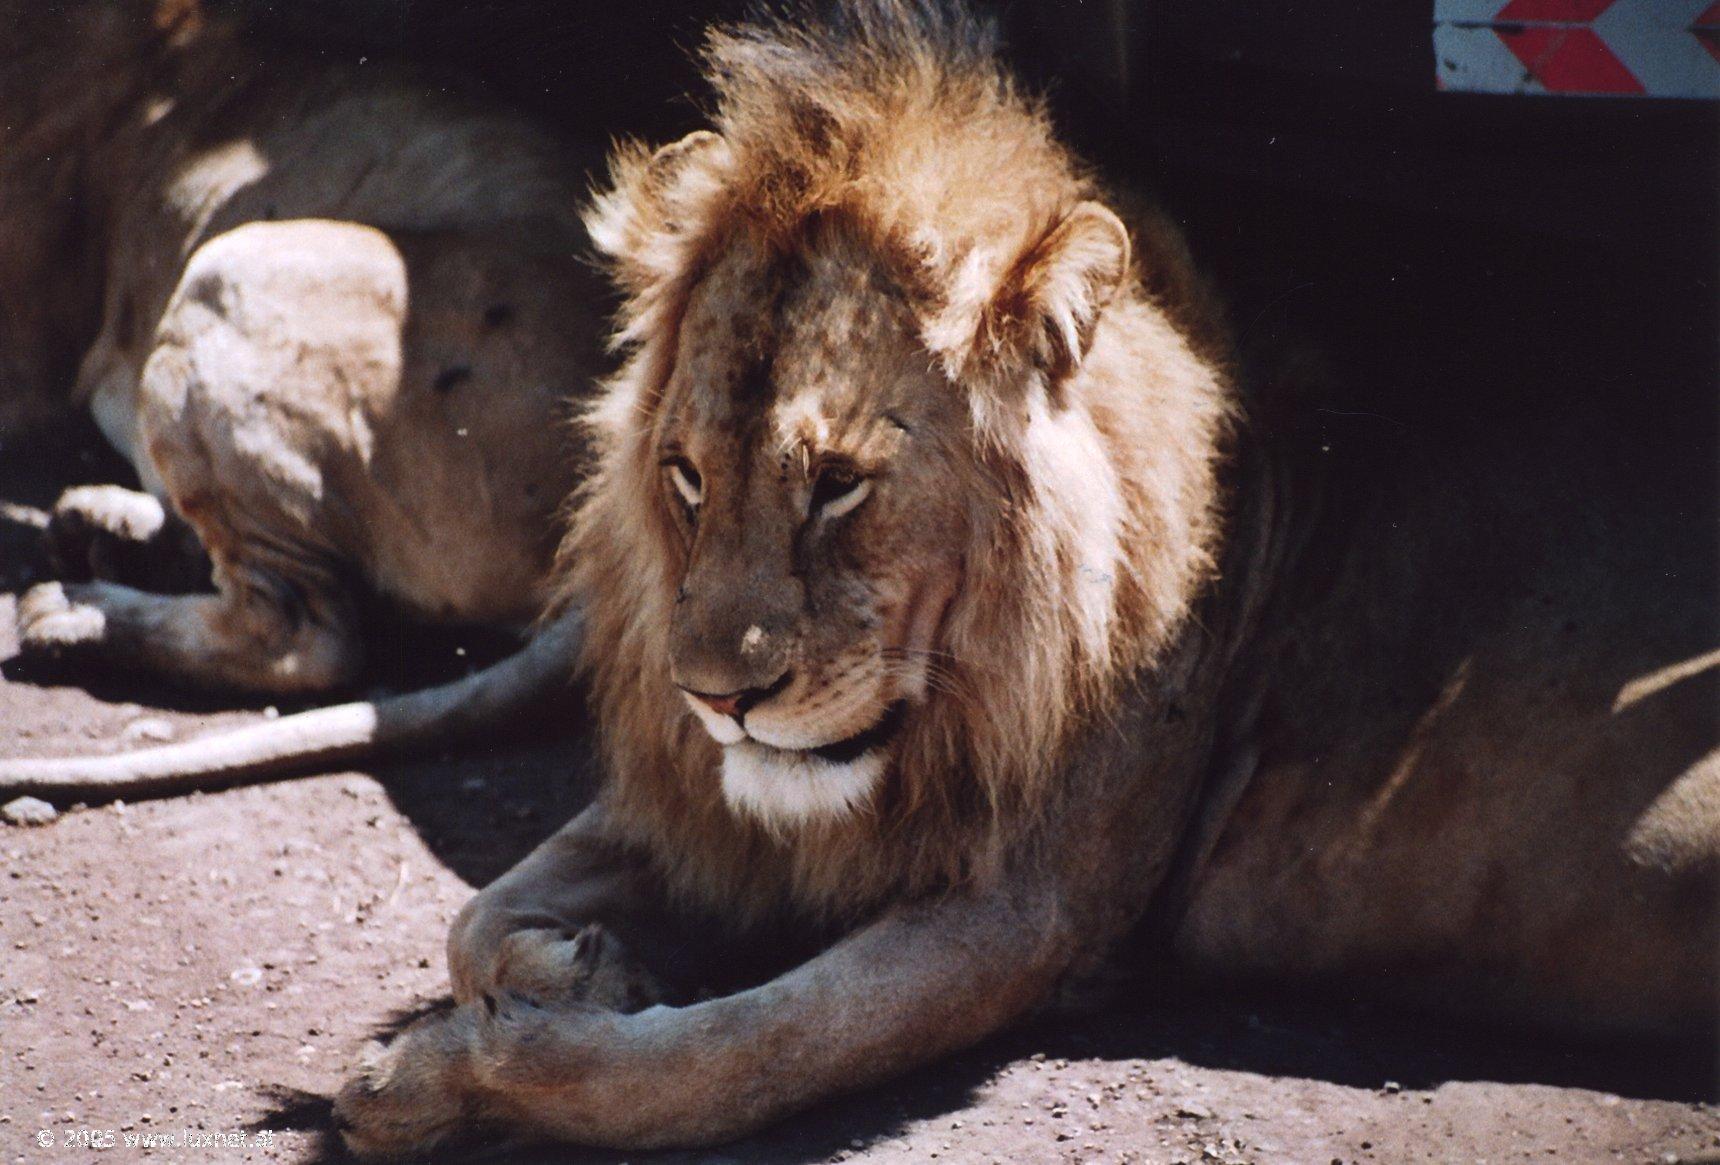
15;220;409;696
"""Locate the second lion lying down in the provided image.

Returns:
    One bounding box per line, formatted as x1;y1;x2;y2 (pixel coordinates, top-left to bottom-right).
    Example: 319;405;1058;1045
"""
2;0;602;700
334;1;1718;1157
0;0;608;798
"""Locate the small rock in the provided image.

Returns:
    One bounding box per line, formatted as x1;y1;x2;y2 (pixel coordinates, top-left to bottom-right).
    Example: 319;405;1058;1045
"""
1382;1080;1402;1093
3;796;57;826
229;967;263;987
1178;1102;1216;1120
121;718;175;744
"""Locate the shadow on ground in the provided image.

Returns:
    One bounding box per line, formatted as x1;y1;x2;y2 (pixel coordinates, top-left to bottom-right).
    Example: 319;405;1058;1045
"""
254;971;1716;1165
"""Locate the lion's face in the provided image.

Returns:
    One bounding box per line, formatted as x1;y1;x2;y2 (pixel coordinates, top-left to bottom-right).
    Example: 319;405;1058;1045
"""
653;230;969;827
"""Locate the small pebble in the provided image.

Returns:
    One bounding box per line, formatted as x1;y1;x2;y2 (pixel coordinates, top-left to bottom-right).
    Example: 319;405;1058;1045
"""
3;796;57;826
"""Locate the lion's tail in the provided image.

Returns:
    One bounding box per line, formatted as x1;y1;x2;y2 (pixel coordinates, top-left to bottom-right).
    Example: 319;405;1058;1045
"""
0;608;582;805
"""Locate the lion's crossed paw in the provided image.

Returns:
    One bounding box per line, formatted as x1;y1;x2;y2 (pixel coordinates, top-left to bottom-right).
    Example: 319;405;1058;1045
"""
488;922;662;1015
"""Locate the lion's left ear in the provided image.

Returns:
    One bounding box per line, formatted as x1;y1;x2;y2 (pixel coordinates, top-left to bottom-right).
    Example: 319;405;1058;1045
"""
1009;201;1131;384
584;131;733;345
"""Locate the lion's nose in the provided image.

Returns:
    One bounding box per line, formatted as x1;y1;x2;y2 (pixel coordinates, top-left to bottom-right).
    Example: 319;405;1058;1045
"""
681;671;791;720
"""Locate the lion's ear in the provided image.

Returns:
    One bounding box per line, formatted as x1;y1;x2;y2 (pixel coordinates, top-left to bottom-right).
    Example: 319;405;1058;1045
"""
640;130;730;200
1011;201;1131;384
584;130;732;313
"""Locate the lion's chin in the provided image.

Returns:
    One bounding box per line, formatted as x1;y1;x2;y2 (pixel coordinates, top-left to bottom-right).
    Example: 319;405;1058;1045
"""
720;741;886;831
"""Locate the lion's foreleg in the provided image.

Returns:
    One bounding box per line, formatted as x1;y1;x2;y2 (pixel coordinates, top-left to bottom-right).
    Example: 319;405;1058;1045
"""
378;878;1077;1152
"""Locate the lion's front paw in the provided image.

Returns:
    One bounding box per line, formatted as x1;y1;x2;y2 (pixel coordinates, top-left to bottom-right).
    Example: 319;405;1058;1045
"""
44;485;166;581
44;485;208;591
17;581;107;653
334;1011;472;1161
492;923;663;1013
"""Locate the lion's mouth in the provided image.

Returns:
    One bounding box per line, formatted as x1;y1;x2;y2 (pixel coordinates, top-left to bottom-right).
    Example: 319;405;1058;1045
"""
717;704;906;826
791;701;908;765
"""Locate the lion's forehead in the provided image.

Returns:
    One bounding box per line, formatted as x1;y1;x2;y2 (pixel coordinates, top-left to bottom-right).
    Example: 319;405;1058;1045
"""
669;234;949;462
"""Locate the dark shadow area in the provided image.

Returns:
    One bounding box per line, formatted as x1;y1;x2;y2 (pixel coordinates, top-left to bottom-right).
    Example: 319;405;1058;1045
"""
0;414;134;589
367;711;597;888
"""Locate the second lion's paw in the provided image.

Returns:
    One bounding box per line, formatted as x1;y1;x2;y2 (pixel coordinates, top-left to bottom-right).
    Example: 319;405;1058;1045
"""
17;582;107;653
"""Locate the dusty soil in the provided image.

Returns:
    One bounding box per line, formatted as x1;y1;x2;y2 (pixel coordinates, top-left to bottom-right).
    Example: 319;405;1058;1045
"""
1;421;1716;1165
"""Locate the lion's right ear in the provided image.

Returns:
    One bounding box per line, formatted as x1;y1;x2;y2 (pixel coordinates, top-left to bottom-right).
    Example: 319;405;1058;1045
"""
929;201;1130;394
584;131;733;341
1011;201;1131;384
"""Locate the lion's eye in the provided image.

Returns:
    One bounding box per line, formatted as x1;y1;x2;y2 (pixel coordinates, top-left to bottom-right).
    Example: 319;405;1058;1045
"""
810;466;870;519
664;459;703;509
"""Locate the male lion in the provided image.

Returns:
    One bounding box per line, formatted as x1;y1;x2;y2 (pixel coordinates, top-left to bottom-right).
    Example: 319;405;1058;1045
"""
0;0;602;782
327;2;1719;1155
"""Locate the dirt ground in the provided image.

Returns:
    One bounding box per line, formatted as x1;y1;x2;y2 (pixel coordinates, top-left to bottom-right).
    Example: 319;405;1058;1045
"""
1;422;1716;1165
